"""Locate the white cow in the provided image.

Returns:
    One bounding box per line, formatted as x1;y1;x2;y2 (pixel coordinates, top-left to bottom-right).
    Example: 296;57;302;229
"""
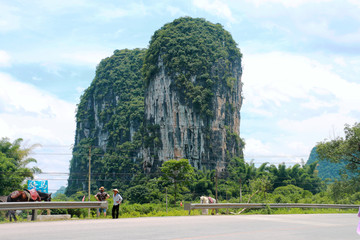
200;196;216;215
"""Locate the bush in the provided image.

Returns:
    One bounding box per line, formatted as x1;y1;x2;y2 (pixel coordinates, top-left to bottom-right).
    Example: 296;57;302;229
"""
272;194;290;203
125;185;150;204
273;185;304;203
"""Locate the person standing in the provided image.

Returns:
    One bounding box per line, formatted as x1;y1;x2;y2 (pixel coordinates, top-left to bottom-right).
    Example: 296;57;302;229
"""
112;189;123;219
95;186;110;217
6;210;17;222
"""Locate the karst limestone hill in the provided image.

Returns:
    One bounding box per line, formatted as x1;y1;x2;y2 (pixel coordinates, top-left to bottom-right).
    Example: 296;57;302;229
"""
66;17;244;195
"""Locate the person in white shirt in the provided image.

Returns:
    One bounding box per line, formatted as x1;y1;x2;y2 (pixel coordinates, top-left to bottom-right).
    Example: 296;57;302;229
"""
112;189;123;219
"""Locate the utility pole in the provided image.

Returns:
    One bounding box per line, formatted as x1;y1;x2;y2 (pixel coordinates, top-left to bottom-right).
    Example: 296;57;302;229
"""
88;146;91;218
239;177;242;202
215;169;218;215
215;170;218;202
166;187;168;213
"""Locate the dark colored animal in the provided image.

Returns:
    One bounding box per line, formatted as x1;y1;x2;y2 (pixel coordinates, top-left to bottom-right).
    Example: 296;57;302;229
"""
7;190;52;202
6;190;51;221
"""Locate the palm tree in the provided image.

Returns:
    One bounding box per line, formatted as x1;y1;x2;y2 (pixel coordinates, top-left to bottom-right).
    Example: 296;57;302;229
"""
0;138;41;195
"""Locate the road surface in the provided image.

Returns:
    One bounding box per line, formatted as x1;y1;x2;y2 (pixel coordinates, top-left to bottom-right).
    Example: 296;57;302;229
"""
1;214;359;240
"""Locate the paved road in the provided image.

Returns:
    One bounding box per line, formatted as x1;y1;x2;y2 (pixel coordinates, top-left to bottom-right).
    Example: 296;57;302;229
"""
1;214;359;240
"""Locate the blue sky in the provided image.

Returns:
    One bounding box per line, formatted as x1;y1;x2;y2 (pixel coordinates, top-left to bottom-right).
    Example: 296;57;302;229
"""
1;0;360;192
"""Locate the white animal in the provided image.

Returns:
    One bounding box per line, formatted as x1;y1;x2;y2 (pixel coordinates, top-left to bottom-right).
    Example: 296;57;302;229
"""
200;196;216;215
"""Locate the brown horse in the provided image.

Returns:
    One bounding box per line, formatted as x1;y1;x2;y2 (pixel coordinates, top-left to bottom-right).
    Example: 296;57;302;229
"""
7;189;52;202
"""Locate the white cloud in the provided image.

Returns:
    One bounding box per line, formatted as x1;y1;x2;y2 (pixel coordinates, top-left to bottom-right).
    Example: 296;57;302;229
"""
244;138;273;156
348;0;360;8
34;0;88;12
0;3;21;32
278;113;354;139
0;73;71;119
192;0;235;22
96;2;149;21
0;50;11;67
241;51;360;163
247;0;331;8
60;50;113;66
300;95;335;110
0;72;76;191
13;48;113;67
167;6;185;16
246;107;273;117
243;138;308;165
97;8;129;20
333;56;347;67
243;52;360;114
298;20;360;45
0;72;75;153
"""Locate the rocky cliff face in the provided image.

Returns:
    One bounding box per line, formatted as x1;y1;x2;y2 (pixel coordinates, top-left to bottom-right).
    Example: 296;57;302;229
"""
66;49;145;195
142;17;243;173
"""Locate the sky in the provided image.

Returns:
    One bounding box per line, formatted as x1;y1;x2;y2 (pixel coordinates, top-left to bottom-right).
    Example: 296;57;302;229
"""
1;0;360;193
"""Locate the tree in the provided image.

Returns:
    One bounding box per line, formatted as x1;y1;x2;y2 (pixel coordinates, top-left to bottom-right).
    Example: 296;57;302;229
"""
272;184;305;203
125;185;150;204
316;123;360;199
159;159;194;205
267;162;324;194
316;123;360;170
0;138;41;195
248;175;272;201
190;169;215;199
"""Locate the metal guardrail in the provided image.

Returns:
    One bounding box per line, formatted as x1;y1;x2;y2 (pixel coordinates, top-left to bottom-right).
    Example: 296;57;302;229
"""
0;201;108;211
184;203;360;214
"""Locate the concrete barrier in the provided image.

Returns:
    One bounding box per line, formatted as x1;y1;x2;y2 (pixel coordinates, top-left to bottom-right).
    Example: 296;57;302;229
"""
27;214;71;221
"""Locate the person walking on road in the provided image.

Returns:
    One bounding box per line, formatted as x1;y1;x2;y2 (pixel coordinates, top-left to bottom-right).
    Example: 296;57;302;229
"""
95;186;110;217
112;188;123;219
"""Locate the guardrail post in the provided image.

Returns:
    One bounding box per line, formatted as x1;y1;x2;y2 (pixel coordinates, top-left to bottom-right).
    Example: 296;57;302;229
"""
31;209;38;221
184;202;191;215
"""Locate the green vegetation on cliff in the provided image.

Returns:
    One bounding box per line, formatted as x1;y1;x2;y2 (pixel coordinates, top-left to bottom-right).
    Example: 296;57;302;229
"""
142;17;242;119
67;49;146;195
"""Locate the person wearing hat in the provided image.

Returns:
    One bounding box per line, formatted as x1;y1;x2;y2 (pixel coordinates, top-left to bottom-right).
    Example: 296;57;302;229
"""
95;186;110;217
112;188;123;219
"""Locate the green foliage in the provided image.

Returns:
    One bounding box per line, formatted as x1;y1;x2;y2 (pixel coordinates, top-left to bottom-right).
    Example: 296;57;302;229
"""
190;169;216;198
272;185;304;203
0;137;41;195
225;127;245;160
160;159;194;204
267;162;325;194
306;147;346;181
313;123;360;203
119;203;193;218
142;17;242;119
316;122;360;171
67;49;146;195
125;185;150;204
249;176;272;194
